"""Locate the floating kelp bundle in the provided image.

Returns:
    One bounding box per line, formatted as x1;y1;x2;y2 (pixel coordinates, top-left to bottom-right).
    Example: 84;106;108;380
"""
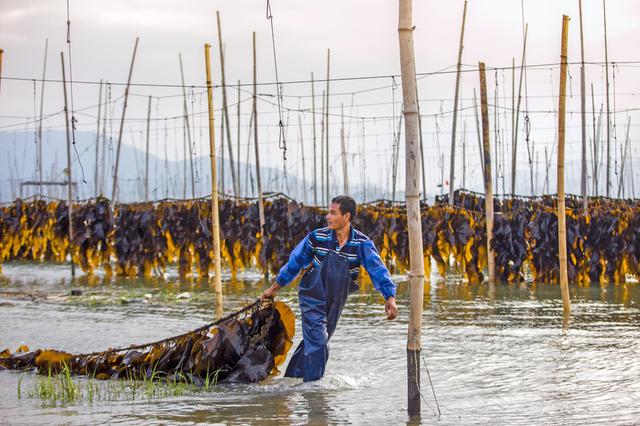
0;300;295;385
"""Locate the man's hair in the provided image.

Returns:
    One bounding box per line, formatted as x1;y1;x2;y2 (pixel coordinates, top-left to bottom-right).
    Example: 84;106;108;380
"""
331;195;357;222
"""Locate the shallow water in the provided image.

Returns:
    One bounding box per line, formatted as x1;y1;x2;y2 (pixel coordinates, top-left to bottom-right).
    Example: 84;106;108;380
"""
1;262;640;425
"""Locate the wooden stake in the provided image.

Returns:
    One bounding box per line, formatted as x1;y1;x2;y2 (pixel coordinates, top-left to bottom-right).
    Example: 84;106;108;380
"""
579;0;588;210
399;0;425;416
557;15;571;316
603;0;611;197
253;32;267;278
479;62;495;284
320;90;326;205
591;83;599;196
179;53;196;198
462;120;467;189
237;80;241;197
60;52;75;278
311;72;318;205
512;25;529;196
144;95;152;202
37;39;48;197
449;0;467;204
111;37;139;202
298;114;307;203
0;48;4;98
204;43;224;317
94;80;102;198
340;103;349;194
473;88;486;185
216;11;239;198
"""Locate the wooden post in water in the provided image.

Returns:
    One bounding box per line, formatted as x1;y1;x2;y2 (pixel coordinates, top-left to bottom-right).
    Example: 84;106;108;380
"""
557;15;572;316
38;39;48;197
591;84;599;196
320;90;326;205
144;95;152;202
473;88;486;185
340;103;349;195
204;43;224;316
94;80;102;198
579;0;588;210
448;0;467;205
462;121;467;189
253;32;267;280
111;37;139;202
603;0;611;197
60;52;75;278
311;72;318;205
298;114;307;204
216;11;239;198
237;80;242;197
179;53;196;198
617;116;631;198
512;25;529;196
479;63;495;284
398;0;425;416
325;49;330;202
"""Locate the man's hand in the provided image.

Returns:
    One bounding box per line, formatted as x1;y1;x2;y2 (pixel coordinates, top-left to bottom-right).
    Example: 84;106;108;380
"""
260;282;281;300
385;296;398;320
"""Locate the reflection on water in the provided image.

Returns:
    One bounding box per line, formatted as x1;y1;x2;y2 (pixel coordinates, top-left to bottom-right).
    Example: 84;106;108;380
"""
1;261;640;425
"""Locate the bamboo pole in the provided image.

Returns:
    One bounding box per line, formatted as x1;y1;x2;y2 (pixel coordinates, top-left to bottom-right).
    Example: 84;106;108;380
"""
144;95;152;202
179;53;196;198
237;80;241;197
462;120;467;189
94;80;102;198
216;11;239;198
298;114;307;203
325;49;330;203
311;72;318;205
448;0;467;205
320;90;326;205
37;39;48;197
221;98;225;195
60;52;75;278
557;15;571;316
399;0;425;416
512;25;529;196
340;103;348;195
579;0;588;210
479;63;495;284
591;84;599;196
617;116;631;198
204;43;224;317
111;37;139;202
253;32;268;281
603;0;611;197
419;113;426;201
0;49;4;98
473;88;485;185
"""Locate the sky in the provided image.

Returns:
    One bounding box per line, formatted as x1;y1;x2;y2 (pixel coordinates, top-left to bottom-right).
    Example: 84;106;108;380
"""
1;0;640;202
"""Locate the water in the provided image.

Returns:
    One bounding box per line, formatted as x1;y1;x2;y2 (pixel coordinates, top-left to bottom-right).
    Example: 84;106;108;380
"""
1;262;640;425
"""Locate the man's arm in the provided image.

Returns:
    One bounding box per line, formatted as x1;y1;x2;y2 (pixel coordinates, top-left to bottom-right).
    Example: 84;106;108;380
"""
360;239;398;319
261;233;314;299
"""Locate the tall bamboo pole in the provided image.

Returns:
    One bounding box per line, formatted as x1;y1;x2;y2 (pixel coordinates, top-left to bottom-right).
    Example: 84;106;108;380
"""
340;103;349;195
0;49;4;98
216;11;239;198
473;89;485;185
320;90;326;205
61;52;75;278
557;15;571;316
179;53;196;198
111;37;139;202
297;114;307;203
204;43;223;316
579;0;588;210
591;84;599;196
617;116;631;198
144;95;152;202
399;0;425;416
479;63;495;284
448;0;468;205
311;72;318;205
603;0;611;197
462;120;467;189
94;80;102;198
37;39;48;197
237;80;241;197
253;32;267;279
325;49;330;202
512;25;529;196
419;113;426;200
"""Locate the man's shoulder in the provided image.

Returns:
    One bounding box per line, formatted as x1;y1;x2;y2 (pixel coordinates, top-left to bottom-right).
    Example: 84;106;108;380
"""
351;227;371;244
310;227;331;240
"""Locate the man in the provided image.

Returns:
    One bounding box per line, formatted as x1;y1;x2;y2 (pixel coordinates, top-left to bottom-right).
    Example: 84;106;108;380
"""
261;195;398;382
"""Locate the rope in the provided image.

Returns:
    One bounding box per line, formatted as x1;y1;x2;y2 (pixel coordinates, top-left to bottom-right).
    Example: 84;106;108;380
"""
266;0;287;165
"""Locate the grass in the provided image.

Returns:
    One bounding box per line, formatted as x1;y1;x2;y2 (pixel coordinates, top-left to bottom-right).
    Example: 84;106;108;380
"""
19;365;224;405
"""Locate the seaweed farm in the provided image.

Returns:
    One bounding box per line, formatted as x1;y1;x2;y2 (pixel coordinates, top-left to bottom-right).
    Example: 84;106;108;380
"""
3;0;640;423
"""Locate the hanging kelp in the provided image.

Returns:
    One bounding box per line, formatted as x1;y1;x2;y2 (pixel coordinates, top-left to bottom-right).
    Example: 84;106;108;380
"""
0;300;295;384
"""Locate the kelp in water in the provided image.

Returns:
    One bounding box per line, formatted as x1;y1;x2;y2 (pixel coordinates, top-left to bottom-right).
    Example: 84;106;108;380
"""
0;300;295;385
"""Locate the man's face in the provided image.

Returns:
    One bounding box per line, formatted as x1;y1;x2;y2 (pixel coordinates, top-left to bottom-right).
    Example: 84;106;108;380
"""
326;202;350;230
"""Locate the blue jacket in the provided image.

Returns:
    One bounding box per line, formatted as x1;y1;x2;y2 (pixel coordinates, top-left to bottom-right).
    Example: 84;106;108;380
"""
275;226;397;300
